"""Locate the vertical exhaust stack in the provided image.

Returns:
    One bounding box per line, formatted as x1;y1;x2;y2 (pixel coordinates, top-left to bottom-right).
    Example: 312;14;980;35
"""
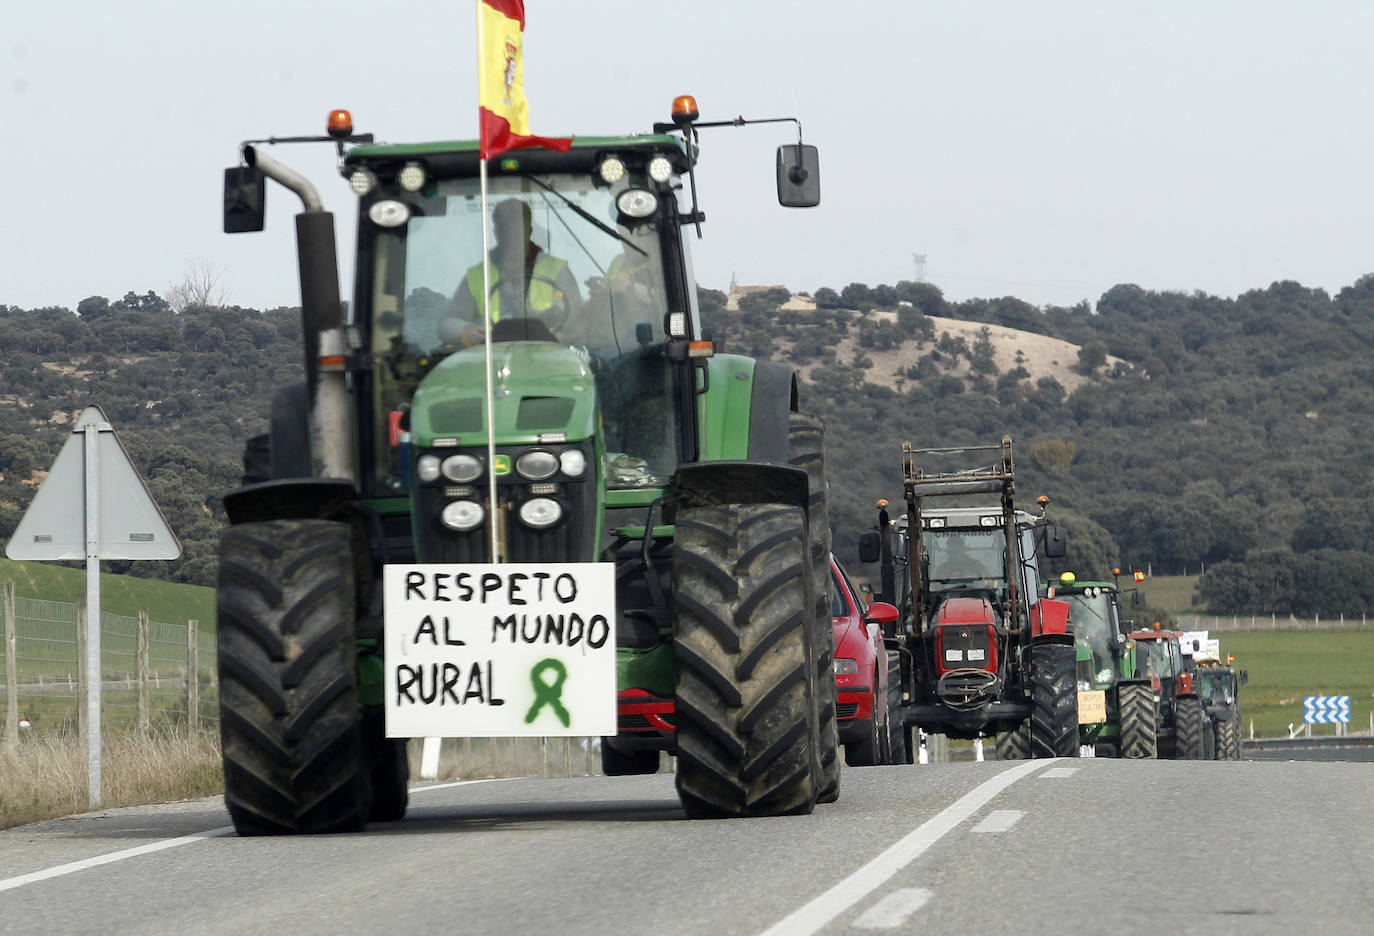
242;145;355;484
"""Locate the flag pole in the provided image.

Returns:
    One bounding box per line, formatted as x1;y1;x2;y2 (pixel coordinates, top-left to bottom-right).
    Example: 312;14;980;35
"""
477;0;500;562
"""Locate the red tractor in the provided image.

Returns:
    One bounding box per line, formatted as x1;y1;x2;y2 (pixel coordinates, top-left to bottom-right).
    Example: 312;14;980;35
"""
1116;627;1211;759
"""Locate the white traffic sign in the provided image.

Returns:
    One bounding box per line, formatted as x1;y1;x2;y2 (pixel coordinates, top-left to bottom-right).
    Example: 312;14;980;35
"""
383;563;616;738
6;406;180;560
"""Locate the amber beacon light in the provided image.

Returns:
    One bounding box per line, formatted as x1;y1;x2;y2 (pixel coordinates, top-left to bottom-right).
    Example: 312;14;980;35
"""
327;109;354;138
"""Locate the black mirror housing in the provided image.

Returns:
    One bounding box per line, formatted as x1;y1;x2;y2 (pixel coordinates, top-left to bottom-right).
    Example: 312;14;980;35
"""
224;166;266;233
1239;669;1249;685
858;530;881;564
1131;590;1146;608
776;144;820;207
1042;522;1067;559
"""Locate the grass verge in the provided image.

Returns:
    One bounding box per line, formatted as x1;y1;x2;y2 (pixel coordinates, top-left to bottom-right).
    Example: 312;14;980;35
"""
0;730;223;830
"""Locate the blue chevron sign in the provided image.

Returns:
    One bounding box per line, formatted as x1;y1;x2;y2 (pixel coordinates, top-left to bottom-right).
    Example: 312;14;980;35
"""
1303;696;1351;724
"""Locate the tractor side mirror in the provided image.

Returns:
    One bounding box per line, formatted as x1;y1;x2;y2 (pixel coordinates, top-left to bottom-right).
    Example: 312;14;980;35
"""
864;600;900;639
1132;590;1146;608
1239;669;1249;685
776;144;820;207
858;530;881;563
223;165;267;233
1041;522;1067;559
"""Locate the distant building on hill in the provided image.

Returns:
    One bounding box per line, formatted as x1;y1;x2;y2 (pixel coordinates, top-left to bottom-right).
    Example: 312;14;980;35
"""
726;278;816;312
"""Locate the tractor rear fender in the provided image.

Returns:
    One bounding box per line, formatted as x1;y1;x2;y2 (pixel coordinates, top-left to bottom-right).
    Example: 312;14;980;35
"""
1028;631;1075;650
1030;597;1072;639
694;354;798;463
665;462;810;521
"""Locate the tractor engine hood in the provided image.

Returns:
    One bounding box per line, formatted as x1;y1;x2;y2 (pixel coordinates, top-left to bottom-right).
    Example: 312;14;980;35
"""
409;342;597;446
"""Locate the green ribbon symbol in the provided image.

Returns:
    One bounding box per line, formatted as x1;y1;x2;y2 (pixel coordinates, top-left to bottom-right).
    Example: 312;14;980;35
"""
524;658;570;727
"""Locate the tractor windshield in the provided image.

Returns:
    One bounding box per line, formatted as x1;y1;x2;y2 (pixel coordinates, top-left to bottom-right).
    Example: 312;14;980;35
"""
364;172;684;491
1198;669;1234;705
1140;639;1178;679
1065;591;1115;679
926;529;1006;586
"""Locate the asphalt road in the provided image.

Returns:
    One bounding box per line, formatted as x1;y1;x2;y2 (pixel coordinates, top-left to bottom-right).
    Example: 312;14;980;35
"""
1;759;1370;936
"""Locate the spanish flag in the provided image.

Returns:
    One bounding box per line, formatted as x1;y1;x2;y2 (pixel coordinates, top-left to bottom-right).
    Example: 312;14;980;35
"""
478;0;572;160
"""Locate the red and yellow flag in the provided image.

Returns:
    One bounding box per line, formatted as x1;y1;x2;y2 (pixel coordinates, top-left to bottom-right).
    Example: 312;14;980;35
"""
478;0;571;160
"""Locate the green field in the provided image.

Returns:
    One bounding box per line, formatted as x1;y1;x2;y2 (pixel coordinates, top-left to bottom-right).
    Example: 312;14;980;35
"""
0;557;215;628
1134;573;1200;616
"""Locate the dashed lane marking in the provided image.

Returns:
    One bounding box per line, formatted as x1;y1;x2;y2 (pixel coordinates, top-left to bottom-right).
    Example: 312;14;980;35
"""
853;888;933;930
757;759;1054;936
970;809;1024;833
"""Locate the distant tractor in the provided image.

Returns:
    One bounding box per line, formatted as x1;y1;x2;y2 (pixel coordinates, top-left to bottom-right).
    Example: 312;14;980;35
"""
1046;572;1138;757
1117;626;1211;759
1196;655;1247;760
216;99;842;831
858;437;1077;760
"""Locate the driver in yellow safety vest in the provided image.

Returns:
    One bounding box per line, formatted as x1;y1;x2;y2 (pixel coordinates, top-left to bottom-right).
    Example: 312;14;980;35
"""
444;198;583;345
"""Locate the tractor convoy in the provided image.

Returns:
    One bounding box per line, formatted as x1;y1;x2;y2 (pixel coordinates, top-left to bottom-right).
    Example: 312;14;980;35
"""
213;102;1247;836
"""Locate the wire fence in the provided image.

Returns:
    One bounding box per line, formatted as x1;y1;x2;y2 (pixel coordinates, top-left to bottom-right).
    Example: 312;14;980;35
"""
2;583;215;742
1177;613;1371;632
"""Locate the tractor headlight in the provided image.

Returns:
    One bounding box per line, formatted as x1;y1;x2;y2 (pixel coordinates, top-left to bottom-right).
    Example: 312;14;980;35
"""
440;500;485;532
416;454;441;483
616;188;658;219
834;658;858;675
515;449;559;481
398;162;426;192
518;497;562;529
558;449;586;477
441;453;483;483
598;156;626;184
647;155;673;183
368;199;410;228
349;169;377;196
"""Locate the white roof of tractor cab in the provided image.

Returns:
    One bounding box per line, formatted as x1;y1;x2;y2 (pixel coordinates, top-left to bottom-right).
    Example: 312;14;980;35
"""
897;505;1040;532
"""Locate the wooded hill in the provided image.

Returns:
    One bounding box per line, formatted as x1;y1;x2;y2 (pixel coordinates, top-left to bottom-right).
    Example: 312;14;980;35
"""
3;275;1373;616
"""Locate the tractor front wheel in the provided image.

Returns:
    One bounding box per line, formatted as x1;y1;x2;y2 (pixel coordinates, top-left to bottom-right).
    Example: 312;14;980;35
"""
1029;642;1079;757
886;655;910;764
217;520;370;835
1119;683;1159;759
1176;696;1206;759
1217;715;1241;759
672;503;818;818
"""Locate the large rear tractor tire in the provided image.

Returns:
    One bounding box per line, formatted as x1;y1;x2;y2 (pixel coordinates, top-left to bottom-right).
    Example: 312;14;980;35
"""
1029;642;1080;758
601;745;661;776
672;503;818;818
1119;683;1159;759
1176;696;1205;760
1216;715;1241;760
217;520;371;835
790;412;840;803
995;723;1031;760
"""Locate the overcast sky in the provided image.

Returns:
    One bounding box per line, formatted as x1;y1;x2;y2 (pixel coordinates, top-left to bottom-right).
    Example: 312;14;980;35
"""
6;1;1374;314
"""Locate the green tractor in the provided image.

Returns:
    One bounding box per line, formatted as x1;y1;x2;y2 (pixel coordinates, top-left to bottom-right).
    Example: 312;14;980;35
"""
216;99;841;832
1046;572;1138;757
1196;655;1247;760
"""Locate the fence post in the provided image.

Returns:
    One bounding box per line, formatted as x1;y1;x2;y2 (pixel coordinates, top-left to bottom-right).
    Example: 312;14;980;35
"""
4;582;16;751
186;619;199;736
77;603;88;740
137;609;150;735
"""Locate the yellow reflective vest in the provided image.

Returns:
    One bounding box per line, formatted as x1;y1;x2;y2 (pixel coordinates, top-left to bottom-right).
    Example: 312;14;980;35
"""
464;252;568;322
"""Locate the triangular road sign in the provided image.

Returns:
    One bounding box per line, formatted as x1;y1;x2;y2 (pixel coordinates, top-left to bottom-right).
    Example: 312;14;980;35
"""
6;405;181;561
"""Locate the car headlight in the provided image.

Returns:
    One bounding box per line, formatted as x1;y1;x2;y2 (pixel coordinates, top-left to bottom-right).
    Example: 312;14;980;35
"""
440;500;485;532
518;497;562;529
558;449;586;477
515;449;559;481
834;658;858;675
416;454;441;483
441;453;483;483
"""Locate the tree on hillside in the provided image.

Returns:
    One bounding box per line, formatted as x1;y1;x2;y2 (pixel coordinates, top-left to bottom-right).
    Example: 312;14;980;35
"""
1076;339;1108;374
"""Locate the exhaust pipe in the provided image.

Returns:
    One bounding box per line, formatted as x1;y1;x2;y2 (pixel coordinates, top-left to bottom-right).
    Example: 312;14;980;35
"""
242;146;355;484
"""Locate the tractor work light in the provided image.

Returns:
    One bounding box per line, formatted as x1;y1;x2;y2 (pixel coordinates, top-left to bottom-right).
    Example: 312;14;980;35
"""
349;169;378;196
558;449;586;477
518;497;562;529
834;659;858;675
617;188;658;219
979;515;999;527
440;453;483;483
440;500;485;532
368;200;410;228
515;450;559;481
398;162;426;192
598;156;626;184
416;454;441;483
927;517;946;529
668;311;688;337
647;155;673;183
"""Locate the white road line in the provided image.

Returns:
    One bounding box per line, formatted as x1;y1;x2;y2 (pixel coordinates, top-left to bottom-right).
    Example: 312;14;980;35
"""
970;809;1024;833
853;887;933;929
0;826;234;894
0;776;516;894
1039;767;1078;778
757;758;1052;936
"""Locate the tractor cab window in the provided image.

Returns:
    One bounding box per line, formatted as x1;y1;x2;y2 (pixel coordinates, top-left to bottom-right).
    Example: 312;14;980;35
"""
926;529;1005;587
364;172;684;492
1199;670;1234;705
1141;639;1176;679
1065;591;1114;678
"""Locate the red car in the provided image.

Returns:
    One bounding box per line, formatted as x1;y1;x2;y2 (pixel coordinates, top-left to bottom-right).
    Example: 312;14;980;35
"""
605;555;902;774
831;556;899;766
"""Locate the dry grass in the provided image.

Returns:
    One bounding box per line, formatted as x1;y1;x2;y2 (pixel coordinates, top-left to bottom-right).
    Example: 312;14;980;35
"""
0;730;223;830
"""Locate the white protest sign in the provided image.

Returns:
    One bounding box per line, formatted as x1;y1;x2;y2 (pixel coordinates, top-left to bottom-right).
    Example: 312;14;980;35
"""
1178;630;1209;656
383;563;616;738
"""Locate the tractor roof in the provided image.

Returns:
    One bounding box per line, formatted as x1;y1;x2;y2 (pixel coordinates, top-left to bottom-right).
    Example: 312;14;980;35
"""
1129;629;1184;641
342;134;690;177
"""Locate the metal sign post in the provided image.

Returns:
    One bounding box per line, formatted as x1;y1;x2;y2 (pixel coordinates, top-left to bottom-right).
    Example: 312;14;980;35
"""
6;406;181;808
